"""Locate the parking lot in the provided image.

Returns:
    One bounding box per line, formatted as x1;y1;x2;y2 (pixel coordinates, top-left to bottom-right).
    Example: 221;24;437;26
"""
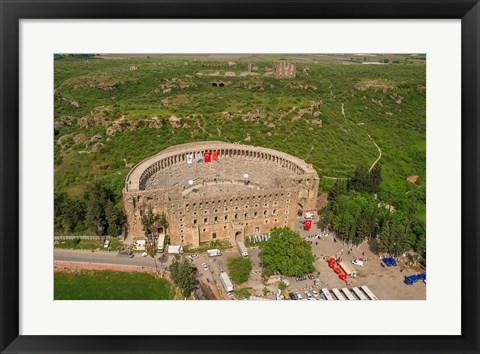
157;215;426;300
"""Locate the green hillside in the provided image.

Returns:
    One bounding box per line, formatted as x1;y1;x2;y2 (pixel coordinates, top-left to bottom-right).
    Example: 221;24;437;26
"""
54;54;426;221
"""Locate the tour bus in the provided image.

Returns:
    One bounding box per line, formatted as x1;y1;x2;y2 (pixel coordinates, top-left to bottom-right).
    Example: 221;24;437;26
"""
360;286;379;300
320;288;334;301
340;288;357;301
330;288;346;301
157;233;165;253
351;287;369;300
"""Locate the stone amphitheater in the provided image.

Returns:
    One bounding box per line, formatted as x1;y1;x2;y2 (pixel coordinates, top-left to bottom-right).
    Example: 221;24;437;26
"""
123;141;319;248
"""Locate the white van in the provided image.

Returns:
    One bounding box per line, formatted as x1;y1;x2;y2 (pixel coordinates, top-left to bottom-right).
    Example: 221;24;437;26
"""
304;213;315;220
352;258;364;267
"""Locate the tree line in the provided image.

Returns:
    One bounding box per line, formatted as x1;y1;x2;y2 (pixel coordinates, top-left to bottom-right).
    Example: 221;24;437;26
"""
320;164;426;258
54;182;125;236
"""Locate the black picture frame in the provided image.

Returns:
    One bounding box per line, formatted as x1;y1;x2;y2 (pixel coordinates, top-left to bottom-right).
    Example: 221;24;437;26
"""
1;1;479;353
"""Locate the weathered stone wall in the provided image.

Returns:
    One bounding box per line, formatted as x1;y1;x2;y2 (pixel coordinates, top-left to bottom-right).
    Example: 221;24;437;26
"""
272;61;296;78
123;141;318;247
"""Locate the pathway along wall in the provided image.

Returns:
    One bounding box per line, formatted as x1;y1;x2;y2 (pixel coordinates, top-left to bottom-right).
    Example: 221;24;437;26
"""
123;141;319;248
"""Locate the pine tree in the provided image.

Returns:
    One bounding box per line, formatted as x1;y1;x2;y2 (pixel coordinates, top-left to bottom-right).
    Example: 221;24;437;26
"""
339;218;351;239
377;221;391;254
356;209;372;242
329;179;347;201
369;164;382;193
391;223;409;256
348;165;369;193
348;216;358;244
105;200;125;236
318;204;332;229
85;182;112;236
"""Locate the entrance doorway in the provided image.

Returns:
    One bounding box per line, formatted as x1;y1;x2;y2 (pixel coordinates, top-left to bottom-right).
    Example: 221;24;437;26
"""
235;230;243;242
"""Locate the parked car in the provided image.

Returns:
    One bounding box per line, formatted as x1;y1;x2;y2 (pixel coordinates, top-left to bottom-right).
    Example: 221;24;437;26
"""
352;258;364;267
296;293;303;300
202;263;208;270
103;240;110;249
289;292;297;300
142;252;147;257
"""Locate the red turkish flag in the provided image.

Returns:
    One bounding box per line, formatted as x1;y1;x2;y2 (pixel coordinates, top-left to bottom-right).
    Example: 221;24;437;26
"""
204;151;211;163
305;219;312;230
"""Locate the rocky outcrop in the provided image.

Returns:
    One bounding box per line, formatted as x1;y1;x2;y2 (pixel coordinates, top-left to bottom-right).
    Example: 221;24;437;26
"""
169;115;181;128
241;110;265;122
54;116;75;129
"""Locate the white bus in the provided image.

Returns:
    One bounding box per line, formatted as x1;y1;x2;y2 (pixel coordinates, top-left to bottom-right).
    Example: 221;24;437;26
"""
320;288;334;301
360;286;379;300
351;287;369;300
330;288;346;301
340;288;357;301
157;233;165;253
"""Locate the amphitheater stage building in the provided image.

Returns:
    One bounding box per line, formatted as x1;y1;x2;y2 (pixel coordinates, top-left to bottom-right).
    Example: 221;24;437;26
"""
123;141;319;248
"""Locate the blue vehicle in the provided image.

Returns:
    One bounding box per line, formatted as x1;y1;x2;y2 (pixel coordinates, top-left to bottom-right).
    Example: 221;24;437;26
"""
404;273;426;285
383;257;397;267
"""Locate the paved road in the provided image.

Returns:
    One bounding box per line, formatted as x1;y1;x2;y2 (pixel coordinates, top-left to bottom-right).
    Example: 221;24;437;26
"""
54;249;165;269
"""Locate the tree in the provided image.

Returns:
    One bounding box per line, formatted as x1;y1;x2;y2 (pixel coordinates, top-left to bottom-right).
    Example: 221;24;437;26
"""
227;256;252;284
169;256;195;298
318;203;332;229
141;206;159;237
146;242;160;275
54;192;86;233
259;227;315;277
356;210;370;240
377;220;392;254
329;179;347;201
158;212;169;233
278;281;287;291
85;182;113;236
369;164;382;193
105;200;125;236
348;215;358;244
348;165;370;193
391;222;409;256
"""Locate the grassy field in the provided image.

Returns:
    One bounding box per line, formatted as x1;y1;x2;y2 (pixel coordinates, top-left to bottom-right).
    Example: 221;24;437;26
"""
54;54;426;221
54;270;176;300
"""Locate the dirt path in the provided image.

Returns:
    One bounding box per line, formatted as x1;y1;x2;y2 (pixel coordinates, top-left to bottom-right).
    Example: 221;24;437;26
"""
304;146;314;160
323;176;348;180
368;134;382;172
280;106;297;119
341;103;345;117
329;84;334;97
